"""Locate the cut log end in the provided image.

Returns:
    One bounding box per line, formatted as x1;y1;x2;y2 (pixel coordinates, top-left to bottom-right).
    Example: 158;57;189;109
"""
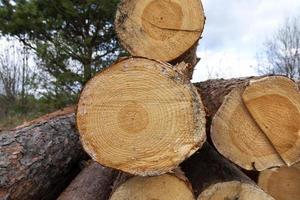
198;181;274;200
211;87;284;171
211;76;300;170
243;76;300;166
258;163;300;200
115;0;205;62
76;57;206;176
109;174;195;200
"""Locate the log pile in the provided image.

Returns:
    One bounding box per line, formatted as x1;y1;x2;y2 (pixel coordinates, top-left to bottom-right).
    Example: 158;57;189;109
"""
1;0;299;199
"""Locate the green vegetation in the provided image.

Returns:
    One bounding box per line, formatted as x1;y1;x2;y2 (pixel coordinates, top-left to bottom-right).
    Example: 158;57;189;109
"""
0;0;126;129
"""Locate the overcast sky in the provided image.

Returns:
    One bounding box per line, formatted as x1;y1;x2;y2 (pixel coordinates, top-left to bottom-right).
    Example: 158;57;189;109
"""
193;0;300;82
1;1;300;83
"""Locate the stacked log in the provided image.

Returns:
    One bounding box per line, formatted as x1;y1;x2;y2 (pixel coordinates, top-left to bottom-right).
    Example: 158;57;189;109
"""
109;173;195;200
258;163;300;200
181;143;274;199
58;161;118;200
0;107;87;200
196;76;300;170
115;0;205;65
76;57;207;176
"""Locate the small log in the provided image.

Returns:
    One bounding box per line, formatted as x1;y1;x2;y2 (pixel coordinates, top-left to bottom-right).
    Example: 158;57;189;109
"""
196;76;300;170
0;107;87;200
76;57;206;176
57;161;118;200
258;163;300;200
109;173;195;200
181;143;274;200
115;0;205;63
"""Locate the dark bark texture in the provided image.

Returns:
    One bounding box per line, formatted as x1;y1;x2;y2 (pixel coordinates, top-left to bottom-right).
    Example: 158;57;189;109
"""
0;108;87;200
181;143;252;197
195;77;253;117
58;161;118;200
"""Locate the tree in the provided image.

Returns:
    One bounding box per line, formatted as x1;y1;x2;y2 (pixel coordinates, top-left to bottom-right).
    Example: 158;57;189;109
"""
0;39;37;116
0;0;126;99
257;17;300;80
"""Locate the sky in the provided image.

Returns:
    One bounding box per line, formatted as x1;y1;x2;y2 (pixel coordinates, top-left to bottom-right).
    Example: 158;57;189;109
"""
1;1;300;83
192;0;300;82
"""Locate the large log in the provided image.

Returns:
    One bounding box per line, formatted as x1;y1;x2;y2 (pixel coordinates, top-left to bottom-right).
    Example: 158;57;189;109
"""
196;76;300;170
109;173;195;200
258;163;300;200
57;161;118;200
0;107;87;200
76;57;207;176
115;0;205;64
181;143;274;200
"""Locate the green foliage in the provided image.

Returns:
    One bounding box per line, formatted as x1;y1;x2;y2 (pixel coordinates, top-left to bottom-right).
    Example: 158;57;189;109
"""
0;0;126;94
0;0;127;129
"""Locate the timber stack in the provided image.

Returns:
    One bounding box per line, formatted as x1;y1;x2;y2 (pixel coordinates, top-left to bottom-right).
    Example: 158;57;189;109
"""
0;0;299;199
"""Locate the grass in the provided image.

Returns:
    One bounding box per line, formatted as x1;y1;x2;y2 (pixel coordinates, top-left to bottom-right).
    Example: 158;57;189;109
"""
0;111;48;130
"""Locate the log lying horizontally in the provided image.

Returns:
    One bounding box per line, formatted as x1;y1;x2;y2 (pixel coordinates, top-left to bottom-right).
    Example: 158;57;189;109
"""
115;0;205;64
0;107;87;200
76;57;207;176
2;75;297;199
196;76;300;170
58;161;118;200
181;143;274;200
109;173;195;200
258;163;300;200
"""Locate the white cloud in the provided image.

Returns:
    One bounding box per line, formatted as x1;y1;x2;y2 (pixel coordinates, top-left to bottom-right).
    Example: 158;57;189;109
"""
192;0;300;82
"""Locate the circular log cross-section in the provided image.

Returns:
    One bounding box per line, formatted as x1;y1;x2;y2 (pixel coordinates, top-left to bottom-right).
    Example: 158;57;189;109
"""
211;87;284;171
109;174;195;200
210;76;300;170
258;163;300;200
115;0;205;62
243;76;300;166
198;181;274;200
76;57;206;176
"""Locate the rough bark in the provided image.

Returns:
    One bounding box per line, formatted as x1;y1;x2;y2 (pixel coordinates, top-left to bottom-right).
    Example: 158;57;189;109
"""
195;77;255;118
181;143;274;200
181;143;252;196
58;161;118;200
0;107;87;200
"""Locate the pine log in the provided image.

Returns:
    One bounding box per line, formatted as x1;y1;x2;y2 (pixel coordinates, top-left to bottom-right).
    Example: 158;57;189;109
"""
115;0;205;63
242;77;300;166
76;57;206;176
196;76;300;170
181;143;274;200
109;173;195;200
57;161;118;200
258;163;300;200
0;107;87;200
